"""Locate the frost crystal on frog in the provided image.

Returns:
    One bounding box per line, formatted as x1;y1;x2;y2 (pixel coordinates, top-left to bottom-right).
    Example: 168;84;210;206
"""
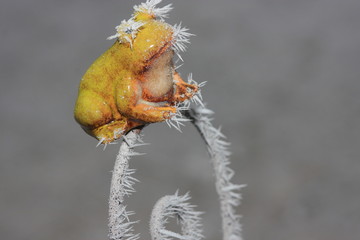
134;0;173;20
172;23;194;60
107;19;144;47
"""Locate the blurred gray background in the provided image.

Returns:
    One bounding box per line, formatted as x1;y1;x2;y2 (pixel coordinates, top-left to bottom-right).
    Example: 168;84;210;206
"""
1;0;360;239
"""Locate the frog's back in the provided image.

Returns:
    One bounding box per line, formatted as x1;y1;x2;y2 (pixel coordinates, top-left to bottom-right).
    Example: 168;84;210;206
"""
79;42;130;96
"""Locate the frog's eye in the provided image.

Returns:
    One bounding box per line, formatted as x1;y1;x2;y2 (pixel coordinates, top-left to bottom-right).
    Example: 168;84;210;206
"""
143;50;174;97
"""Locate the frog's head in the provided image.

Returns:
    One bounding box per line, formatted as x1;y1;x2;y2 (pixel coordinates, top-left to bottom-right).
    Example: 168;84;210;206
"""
107;0;192;73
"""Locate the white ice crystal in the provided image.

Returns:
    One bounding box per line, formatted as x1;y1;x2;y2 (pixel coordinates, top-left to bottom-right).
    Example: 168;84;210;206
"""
172;23;194;53
134;0;173;20
171;23;194;61
107;19;144;47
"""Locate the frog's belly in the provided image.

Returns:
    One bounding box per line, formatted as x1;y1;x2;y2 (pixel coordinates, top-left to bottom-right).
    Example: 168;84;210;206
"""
142;73;173;98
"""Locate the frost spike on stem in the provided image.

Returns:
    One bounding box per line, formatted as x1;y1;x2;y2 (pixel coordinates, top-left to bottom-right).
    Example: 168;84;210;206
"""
186;106;244;240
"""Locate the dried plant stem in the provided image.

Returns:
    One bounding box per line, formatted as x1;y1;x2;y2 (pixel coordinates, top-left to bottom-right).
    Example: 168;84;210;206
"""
186;106;245;240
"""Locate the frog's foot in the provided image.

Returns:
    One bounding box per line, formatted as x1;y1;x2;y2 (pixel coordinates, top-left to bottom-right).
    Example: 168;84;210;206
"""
173;72;199;102
173;73;206;107
91;119;143;145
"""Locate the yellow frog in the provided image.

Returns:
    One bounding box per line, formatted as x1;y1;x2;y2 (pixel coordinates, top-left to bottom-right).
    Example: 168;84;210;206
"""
74;4;198;144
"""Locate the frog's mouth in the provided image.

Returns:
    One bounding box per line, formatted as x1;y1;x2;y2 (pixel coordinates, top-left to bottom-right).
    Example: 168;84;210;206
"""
137;99;169;107
144;41;173;68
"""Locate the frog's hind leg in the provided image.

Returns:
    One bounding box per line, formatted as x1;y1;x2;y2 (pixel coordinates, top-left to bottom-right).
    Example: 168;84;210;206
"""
74;89;131;144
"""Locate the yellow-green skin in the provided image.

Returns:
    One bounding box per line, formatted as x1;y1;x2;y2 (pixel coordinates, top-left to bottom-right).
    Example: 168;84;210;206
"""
74;14;197;144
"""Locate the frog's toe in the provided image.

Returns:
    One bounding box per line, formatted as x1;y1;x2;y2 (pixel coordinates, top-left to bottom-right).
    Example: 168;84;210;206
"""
95;130;124;147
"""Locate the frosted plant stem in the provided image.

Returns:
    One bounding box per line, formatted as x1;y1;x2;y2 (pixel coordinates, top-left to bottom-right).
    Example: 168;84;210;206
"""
150;192;203;240
185;106;245;240
108;130;144;240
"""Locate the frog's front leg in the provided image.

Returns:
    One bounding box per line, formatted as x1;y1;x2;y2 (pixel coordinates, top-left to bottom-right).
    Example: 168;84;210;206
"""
116;77;177;123
172;72;198;102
